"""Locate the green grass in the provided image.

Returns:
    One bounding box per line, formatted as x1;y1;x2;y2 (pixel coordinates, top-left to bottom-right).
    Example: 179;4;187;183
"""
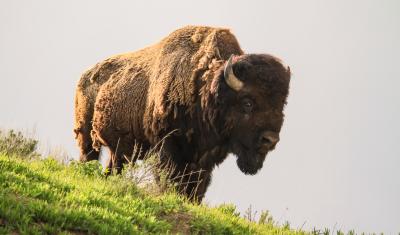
0;153;309;235
0;129;373;234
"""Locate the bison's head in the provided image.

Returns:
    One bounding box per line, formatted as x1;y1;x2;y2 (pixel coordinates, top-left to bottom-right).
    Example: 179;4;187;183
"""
217;54;290;175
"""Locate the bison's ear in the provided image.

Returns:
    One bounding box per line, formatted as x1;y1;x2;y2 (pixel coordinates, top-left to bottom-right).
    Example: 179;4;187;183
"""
224;55;243;91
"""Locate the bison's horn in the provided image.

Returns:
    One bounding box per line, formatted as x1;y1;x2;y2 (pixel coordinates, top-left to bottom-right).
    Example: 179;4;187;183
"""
224;55;243;91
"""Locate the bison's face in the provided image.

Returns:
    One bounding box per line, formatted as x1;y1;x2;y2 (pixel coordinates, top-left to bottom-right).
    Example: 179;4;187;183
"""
222;54;290;175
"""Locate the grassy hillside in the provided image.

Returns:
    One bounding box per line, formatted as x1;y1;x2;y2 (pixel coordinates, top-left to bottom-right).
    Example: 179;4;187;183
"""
0;153;310;235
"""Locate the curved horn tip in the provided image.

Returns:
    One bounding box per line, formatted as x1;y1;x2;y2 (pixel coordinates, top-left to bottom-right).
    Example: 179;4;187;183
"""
224;55;243;91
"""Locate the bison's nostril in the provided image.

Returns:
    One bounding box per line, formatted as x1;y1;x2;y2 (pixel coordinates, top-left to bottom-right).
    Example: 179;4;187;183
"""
260;132;280;147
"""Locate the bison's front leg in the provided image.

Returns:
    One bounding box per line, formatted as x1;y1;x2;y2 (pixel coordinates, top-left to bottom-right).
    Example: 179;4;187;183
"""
158;137;213;202
168;164;212;203
186;168;212;202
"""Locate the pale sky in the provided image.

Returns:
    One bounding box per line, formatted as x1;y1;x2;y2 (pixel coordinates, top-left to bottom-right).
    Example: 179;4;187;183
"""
1;0;399;233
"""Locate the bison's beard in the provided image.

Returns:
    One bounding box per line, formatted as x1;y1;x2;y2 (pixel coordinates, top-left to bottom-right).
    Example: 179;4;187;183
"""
232;143;268;175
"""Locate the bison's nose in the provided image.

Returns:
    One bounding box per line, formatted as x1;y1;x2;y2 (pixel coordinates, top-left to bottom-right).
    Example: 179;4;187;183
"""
260;131;280;148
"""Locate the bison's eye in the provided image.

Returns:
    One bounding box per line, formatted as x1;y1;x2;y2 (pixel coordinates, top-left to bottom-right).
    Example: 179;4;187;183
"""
242;98;254;113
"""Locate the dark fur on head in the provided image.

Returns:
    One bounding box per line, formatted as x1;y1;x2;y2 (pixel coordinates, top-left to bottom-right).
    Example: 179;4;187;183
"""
202;54;290;175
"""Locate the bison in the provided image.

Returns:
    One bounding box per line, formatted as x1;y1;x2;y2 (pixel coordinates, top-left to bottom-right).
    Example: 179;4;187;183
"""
74;26;291;201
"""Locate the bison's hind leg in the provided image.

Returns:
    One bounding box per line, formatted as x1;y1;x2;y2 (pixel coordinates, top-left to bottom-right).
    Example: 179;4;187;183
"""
104;139;135;175
74;126;100;162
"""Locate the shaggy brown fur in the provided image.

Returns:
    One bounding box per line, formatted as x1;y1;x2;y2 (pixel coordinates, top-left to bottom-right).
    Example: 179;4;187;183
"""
74;54;131;161
75;26;291;201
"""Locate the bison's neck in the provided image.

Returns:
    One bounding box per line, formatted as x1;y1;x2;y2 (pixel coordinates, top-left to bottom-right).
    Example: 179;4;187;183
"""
190;61;233;168
149;60;232;170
